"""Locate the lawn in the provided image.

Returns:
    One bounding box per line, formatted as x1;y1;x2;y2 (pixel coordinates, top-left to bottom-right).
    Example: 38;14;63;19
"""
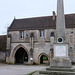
26;71;37;75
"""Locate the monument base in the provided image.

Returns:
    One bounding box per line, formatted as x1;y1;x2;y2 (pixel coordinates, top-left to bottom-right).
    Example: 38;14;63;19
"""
50;57;72;68
33;67;75;75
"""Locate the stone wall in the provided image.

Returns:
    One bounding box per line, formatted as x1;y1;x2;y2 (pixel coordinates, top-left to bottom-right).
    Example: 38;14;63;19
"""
6;28;75;64
0;52;5;61
69;47;75;63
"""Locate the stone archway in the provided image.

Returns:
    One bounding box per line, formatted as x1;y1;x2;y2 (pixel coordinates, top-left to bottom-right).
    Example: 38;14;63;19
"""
15;47;28;64
39;53;49;64
10;44;29;64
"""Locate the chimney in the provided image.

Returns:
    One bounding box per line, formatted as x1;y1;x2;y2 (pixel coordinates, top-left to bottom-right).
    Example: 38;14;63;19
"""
52;11;55;20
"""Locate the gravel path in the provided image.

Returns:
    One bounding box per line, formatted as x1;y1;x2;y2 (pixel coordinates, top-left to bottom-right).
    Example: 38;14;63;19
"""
0;64;47;75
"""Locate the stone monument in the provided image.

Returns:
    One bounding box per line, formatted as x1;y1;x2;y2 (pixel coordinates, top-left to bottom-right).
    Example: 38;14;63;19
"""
33;0;75;75
50;0;72;68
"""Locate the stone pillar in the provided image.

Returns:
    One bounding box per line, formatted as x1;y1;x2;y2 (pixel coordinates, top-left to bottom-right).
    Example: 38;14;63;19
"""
6;37;11;63
30;33;34;64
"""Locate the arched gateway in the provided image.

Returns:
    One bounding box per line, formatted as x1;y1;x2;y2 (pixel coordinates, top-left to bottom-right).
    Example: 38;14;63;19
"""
39;53;49;64
15;47;28;64
10;44;29;64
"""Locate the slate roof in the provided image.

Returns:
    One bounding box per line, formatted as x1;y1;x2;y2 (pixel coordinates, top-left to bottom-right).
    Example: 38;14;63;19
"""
8;14;75;31
0;35;7;52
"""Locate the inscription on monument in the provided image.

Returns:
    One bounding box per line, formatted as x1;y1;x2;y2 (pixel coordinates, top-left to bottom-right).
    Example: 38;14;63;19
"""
54;44;68;57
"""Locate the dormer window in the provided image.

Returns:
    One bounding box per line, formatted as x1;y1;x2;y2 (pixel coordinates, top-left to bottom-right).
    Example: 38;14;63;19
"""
40;30;44;37
20;31;24;39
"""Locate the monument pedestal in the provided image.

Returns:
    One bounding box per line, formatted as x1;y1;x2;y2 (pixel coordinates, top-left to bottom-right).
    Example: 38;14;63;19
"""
50;57;71;68
33;67;75;75
50;43;72;68
33;44;74;75
33;43;74;75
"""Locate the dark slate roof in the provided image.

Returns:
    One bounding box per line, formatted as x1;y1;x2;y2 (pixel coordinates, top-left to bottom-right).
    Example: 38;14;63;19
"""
0;35;7;52
8;14;75;31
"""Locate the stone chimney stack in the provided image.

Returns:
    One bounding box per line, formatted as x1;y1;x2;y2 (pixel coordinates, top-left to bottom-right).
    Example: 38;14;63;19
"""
52;11;55;20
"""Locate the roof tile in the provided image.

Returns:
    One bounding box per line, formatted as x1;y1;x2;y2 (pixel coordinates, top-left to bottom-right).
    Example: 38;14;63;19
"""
8;14;75;31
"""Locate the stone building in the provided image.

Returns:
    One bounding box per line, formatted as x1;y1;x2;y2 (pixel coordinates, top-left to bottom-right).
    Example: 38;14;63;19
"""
0;35;7;61
6;13;75;64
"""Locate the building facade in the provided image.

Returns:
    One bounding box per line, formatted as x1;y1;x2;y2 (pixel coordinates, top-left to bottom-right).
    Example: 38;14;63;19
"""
6;14;75;64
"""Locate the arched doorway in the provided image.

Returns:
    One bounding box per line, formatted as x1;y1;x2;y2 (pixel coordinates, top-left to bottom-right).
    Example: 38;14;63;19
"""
40;55;48;64
15;47;28;64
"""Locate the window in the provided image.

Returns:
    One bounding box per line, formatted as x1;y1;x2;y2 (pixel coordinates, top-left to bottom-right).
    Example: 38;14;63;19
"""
20;31;24;39
40;30;44;37
30;33;34;37
26;32;29;37
71;31;73;34
50;32;54;37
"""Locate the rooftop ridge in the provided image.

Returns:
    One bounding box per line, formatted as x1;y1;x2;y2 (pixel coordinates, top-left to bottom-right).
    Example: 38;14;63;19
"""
15;13;75;20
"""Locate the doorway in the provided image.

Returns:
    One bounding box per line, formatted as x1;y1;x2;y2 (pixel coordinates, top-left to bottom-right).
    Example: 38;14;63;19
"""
15;47;28;64
40;55;48;64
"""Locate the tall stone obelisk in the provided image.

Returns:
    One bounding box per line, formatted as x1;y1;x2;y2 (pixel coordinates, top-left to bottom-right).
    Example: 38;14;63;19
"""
55;0;65;42
50;0;72;68
33;0;75;75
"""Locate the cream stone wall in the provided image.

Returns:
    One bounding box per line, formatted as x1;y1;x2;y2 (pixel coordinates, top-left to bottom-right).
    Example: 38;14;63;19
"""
6;28;75;64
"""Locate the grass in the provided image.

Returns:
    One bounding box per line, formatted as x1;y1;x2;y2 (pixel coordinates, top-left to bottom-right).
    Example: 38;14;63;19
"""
26;71;37;75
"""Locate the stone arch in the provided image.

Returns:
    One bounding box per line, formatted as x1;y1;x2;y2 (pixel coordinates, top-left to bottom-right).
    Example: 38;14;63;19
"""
38;53;49;64
10;44;29;64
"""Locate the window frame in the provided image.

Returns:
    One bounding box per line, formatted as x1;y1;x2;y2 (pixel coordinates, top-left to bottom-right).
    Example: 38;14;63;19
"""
20;31;24;39
40;30;44;38
50;32;55;37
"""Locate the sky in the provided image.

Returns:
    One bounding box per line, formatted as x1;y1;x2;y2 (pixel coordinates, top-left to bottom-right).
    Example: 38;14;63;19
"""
0;0;75;35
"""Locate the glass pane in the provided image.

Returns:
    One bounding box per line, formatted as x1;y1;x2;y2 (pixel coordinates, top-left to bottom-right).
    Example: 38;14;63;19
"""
20;31;24;38
40;30;44;37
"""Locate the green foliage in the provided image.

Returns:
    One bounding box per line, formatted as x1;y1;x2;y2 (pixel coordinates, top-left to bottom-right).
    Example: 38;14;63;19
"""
43;56;48;61
0;60;6;63
26;71;37;75
24;60;28;63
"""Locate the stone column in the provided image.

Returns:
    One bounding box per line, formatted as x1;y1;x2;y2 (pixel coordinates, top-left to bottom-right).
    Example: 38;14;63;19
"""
30;33;34;64
6;33;11;63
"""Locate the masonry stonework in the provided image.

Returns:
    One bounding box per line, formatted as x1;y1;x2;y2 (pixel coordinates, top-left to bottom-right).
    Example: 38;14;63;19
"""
6;15;75;64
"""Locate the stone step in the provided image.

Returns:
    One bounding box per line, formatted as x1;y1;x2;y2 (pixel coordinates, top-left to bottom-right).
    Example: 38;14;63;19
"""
46;67;75;72
39;70;75;75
